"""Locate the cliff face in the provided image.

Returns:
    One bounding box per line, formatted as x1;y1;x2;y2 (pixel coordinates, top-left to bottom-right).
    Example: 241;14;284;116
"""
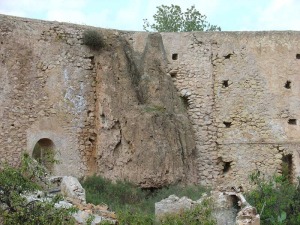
0;15;197;188
94;32;197;187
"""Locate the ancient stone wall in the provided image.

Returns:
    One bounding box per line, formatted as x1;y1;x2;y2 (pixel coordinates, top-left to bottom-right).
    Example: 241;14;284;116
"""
160;32;300;187
0;15;97;177
1;14;300;188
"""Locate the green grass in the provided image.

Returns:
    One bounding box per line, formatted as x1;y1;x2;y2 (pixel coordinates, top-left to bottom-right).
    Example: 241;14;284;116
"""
81;175;211;224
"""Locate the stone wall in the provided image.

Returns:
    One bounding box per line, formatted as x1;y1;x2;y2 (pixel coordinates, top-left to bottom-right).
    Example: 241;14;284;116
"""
1;14;300;188
0;15;96;177
160;32;300;187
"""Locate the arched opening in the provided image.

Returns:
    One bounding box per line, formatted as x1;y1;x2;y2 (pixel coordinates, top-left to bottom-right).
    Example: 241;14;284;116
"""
32;138;56;172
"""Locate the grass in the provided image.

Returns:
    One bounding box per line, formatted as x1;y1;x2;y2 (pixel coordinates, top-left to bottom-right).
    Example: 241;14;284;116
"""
81;175;211;224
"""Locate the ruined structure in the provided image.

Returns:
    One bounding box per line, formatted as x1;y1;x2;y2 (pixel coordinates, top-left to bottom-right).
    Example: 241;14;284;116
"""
1;14;300;188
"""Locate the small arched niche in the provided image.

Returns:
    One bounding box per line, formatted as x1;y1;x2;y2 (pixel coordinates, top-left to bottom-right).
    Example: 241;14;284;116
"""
32;138;56;172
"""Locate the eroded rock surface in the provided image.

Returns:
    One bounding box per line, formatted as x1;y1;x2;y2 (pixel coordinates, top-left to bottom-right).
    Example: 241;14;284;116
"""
95;33;197;187
61;176;86;204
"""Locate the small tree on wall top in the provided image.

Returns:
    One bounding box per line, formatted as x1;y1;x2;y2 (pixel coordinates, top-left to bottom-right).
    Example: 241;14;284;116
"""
143;4;221;32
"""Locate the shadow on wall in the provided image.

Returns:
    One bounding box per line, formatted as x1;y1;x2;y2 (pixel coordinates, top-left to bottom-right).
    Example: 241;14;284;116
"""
32;138;56;172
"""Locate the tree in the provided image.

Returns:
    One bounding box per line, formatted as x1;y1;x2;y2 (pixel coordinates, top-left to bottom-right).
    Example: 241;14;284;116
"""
0;154;76;225
143;4;221;32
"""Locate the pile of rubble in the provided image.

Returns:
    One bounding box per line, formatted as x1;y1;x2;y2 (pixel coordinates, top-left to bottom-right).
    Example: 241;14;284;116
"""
27;176;117;225
155;186;260;225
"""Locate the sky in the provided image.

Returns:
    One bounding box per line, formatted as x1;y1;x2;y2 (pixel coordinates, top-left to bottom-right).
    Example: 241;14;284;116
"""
0;0;300;31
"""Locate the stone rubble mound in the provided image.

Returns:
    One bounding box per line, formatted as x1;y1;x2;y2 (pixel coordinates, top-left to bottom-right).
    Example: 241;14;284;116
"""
155;187;260;225
27;176;117;225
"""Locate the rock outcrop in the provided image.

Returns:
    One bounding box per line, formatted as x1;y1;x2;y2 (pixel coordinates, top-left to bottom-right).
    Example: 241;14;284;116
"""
95;33;197;187
61;176;86;204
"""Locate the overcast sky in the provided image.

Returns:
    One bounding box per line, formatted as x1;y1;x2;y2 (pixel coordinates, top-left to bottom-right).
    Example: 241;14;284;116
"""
1;0;300;31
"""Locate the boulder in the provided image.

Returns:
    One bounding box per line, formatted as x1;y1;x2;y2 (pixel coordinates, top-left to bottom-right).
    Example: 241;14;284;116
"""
61;176;86;204
155;195;198;219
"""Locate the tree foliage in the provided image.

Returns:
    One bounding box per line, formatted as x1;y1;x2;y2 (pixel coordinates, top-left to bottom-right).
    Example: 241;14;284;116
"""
143;4;221;32
247;171;300;225
0;154;76;225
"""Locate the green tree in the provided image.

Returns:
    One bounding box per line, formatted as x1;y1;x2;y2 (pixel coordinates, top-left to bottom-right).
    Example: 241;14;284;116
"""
143;4;221;32
0;154;76;225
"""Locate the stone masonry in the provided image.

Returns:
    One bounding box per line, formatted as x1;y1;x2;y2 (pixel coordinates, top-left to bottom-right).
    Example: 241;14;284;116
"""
1;14;300;188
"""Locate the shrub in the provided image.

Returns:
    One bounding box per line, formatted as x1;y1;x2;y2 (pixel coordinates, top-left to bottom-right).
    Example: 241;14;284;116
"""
0;154;76;225
247;171;300;225
82;175;210;224
160;199;216;225
82;30;104;50
116;210;154;225
82;175;207;214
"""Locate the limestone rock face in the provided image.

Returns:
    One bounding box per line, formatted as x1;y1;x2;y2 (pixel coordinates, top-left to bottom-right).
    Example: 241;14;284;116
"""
94;33;197;187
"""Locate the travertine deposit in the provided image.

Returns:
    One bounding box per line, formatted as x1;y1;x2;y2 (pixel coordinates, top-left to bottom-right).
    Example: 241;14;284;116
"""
1;14;300;188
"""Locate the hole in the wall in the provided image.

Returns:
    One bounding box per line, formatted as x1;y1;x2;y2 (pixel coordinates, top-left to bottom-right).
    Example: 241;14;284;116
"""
172;53;178;60
32;138;55;172
180;96;189;109
282;154;293;183
223;121;232;128
222;80;229;88
224;53;232;59
0;41;3;44
223;161;232;174
229;195;241;210
170;71;177;78
88;56;95;65
285;80;291;89
288;119;297;125
296;54;300;59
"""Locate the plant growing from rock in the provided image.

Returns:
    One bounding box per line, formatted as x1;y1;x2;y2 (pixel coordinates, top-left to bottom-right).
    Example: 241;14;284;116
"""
82;29;104;50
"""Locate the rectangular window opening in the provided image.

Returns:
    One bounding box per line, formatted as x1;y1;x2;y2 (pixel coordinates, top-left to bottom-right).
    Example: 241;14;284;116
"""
296;54;300;59
172;53;178;60
282;154;293;183
170;71;177;78
222;80;229;88
288;119;297;125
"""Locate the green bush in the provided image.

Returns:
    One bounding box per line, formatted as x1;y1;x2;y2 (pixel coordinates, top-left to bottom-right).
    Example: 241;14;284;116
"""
82;175;147;212
82;175;210;224
82;175;207;214
82;30;104;50
246;171;300;225
0;154;76;225
160;199;216;225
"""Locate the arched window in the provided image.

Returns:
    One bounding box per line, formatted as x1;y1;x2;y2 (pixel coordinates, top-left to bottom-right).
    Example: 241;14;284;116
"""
32;138;55;172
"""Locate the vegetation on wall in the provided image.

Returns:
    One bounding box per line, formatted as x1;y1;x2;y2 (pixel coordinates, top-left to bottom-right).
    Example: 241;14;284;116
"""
143;4;221;32
82;29;105;50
